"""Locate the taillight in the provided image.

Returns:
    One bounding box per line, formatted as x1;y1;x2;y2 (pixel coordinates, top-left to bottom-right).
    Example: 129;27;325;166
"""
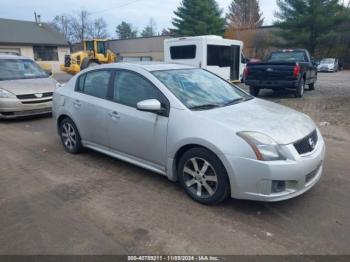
244;67;249;77
293;64;301;78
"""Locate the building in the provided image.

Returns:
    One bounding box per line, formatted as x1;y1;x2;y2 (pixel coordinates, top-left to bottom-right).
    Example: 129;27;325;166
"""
108;35;172;62
0;18;70;73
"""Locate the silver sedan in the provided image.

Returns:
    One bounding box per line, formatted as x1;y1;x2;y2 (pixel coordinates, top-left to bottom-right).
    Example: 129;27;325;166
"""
53;63;325;204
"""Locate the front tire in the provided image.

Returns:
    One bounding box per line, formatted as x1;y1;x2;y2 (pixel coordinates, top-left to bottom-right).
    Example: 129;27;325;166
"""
178;148;230;205
59;118;83;154
308;82;315;90
249;86;260;97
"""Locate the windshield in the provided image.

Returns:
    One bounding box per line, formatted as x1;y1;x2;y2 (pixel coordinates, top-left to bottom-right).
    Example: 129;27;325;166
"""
152;69;252;110
320;58;335;64
0;59;49;81
268;51;306;62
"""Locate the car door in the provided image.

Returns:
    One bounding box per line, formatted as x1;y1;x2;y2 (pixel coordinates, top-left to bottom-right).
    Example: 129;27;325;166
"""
107;70;169;169
71;69;112;148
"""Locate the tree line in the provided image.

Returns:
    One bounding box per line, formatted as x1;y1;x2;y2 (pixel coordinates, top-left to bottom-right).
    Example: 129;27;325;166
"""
50;0;350;63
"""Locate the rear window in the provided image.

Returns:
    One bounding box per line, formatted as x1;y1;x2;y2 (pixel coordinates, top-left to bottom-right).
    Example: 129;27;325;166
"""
268;51;307;62
170;45;196;60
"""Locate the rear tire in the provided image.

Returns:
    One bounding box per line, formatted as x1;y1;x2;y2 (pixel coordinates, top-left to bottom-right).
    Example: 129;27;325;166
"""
249;86;260;97
59;118;83;154
295;78;305;98
178;148;230;205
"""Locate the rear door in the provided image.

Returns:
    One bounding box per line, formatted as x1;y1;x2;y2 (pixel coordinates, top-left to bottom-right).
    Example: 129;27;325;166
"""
72;69;112;147
107;70;169;169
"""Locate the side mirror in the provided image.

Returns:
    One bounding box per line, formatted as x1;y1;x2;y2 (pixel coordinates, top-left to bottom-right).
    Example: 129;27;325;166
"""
137;99;164;114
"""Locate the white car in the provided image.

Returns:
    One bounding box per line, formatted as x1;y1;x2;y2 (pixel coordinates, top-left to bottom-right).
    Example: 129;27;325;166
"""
53;62;326;204
317;58;339;72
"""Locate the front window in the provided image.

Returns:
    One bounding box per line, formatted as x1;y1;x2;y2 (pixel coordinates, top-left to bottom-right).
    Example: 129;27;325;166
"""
207;45;231;67
0;59;49;81
152;69;251;110
320;58;335;64
113;70;158;108
268;51;306;62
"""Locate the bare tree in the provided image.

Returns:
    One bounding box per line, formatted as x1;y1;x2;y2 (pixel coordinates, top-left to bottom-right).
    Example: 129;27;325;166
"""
91;18;109;39
70;9;93;43
49;15;74;43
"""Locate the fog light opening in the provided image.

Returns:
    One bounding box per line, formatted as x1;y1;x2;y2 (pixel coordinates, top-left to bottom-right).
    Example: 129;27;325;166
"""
271;181;286;193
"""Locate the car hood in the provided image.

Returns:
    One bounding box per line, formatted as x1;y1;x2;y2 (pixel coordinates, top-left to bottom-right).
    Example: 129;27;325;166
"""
196;98;316;145
0;77;57;95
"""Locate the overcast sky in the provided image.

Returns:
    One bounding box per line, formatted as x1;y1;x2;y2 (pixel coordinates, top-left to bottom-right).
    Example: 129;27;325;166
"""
0;0;278;37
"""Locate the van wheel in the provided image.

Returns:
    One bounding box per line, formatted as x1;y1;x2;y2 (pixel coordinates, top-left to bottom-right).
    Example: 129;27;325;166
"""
249;86;260;97
178;148;230;205
295;78;305;98
59;118;83;154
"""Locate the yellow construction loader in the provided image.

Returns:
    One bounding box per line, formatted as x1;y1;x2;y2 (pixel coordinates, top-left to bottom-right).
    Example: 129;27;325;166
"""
61;39;117;75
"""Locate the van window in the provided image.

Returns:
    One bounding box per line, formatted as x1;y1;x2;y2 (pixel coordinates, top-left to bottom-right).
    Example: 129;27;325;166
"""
207;45;231;67
170;45;196;60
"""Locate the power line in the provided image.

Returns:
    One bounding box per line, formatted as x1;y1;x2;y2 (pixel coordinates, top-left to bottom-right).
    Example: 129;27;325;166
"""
90;0;144;15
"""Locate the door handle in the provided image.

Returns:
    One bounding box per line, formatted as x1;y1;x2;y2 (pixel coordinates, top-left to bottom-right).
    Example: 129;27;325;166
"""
109;111;120;120
73;99;81;108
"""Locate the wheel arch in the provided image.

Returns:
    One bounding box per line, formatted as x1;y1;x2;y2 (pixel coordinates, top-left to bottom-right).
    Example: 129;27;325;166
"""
170;142;233;185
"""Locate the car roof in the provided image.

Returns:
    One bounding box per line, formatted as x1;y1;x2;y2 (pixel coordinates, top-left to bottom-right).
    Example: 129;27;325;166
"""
97;62;196;72
0;54;31;60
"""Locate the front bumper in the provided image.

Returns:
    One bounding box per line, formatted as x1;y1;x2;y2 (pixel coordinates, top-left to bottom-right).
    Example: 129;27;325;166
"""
225;131;326;202
0;97;52;119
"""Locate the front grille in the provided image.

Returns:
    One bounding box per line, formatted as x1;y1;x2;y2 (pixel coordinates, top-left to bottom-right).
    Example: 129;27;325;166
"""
21;98;52;104
17;92;53;100
294;130;318;155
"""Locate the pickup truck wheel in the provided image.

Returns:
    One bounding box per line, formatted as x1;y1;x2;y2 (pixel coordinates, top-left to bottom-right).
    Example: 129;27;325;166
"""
249;86;260;97
295;78;305;98
308;82;315;90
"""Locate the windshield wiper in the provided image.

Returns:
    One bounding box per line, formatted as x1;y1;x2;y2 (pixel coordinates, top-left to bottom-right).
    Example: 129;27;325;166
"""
190;104;222;111
223;98;245;106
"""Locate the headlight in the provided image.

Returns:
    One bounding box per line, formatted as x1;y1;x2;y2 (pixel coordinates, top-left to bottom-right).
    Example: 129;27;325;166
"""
0;88;15;98
237;131;286;161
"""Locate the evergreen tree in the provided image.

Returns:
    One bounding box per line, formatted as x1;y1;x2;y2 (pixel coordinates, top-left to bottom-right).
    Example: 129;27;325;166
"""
141;19;157;37
116;21;138;39
275;0;347;55
227;0;264;29
171;0;226;36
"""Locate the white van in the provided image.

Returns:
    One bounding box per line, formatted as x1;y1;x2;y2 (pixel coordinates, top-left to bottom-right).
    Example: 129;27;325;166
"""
164;35;246;82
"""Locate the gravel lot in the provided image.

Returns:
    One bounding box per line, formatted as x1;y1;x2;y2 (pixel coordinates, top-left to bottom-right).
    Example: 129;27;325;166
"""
0;71;349;255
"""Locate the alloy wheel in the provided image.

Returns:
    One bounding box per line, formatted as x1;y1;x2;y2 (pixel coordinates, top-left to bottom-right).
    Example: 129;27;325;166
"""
183;157;218;198
61;122;77;151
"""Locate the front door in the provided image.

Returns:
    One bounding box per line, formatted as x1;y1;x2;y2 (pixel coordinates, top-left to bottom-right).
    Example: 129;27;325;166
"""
107;70;169;169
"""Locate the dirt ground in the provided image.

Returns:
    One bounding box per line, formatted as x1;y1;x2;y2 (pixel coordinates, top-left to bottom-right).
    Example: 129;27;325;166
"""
0;71;349;255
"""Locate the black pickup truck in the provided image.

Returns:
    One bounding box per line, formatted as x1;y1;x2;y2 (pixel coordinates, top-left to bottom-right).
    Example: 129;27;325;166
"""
245;49;317;98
